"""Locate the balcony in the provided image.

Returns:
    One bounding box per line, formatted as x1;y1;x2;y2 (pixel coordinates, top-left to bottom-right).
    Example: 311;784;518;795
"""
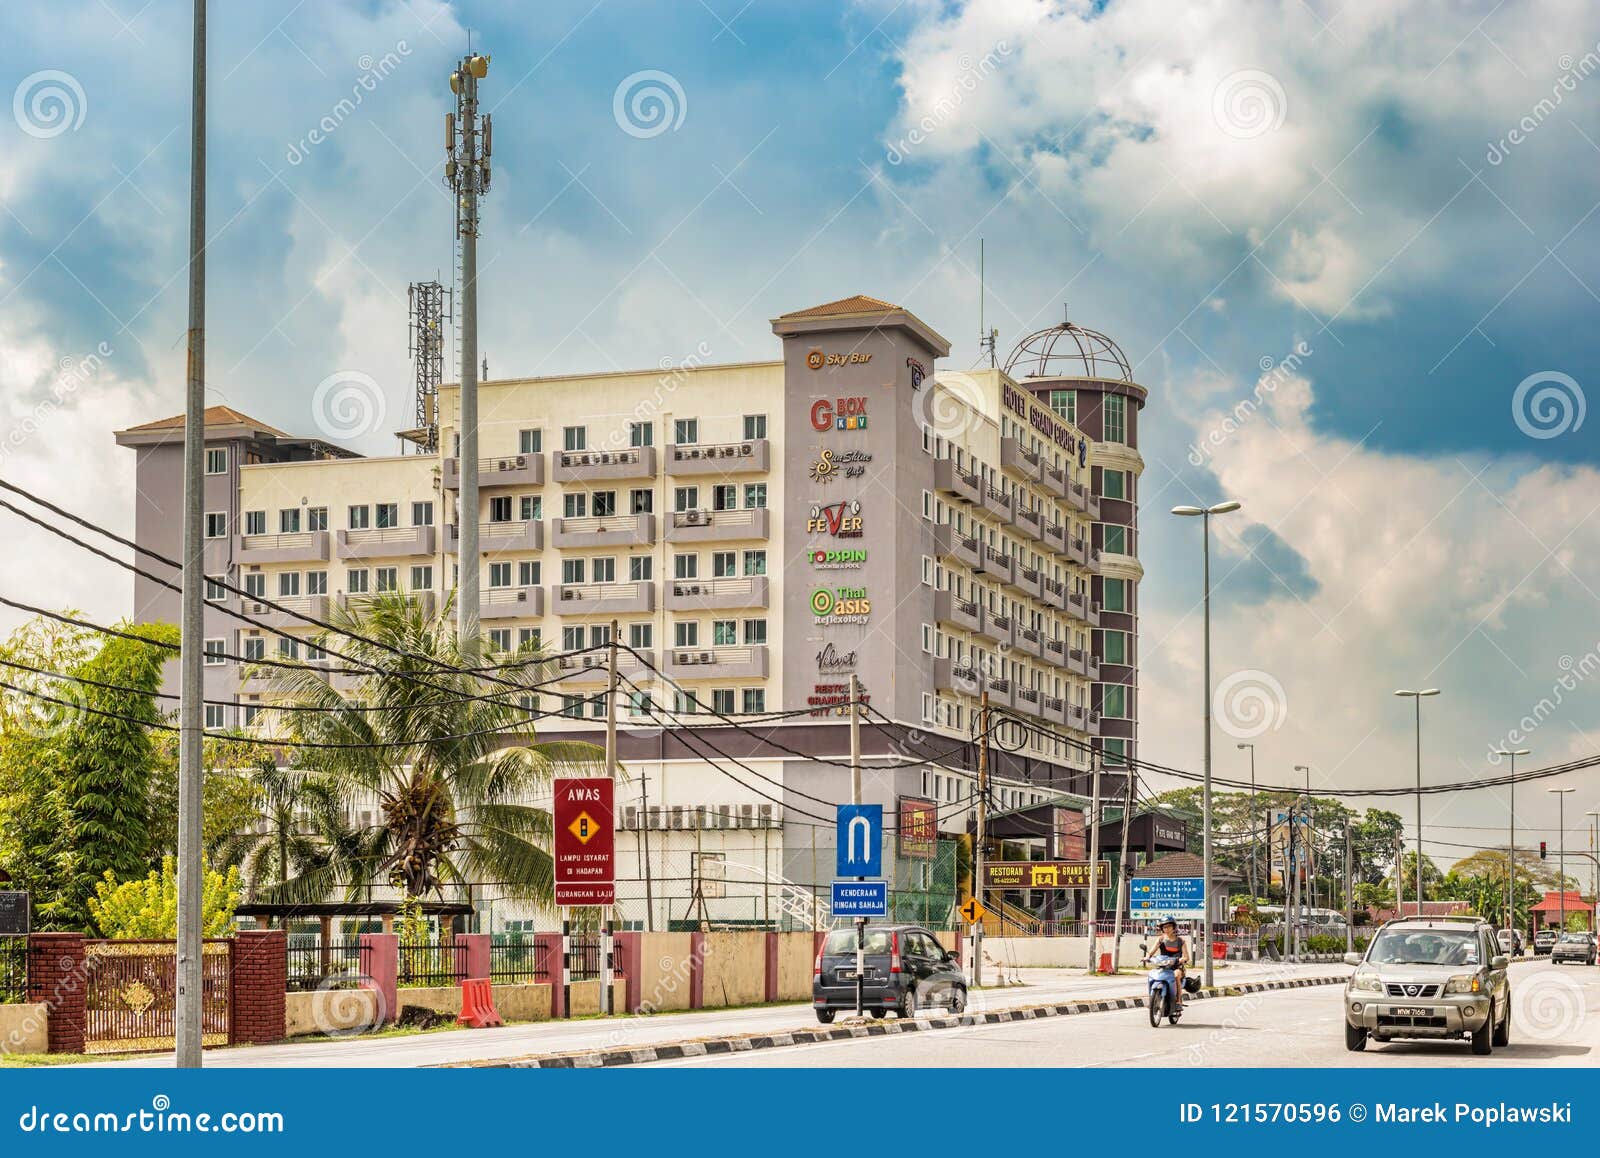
1040;575;1067;612
983;676;1014;710
1067;646;1089;677
1067;590;1095;625
481;586;545;620
335;591;437;618
237;530;329;566
664;575;769;611
1041;461;1069;499
979;544;1016;588
551;581;655;615
665;440;770;476
932;523;983;571
550;513;654;550
1040;694;1067;726
981;607;1015;648
1013;684;1042;717
1014;624;1045;660
982;484;1014;522
1000;437;1042;482
1066;480;1090;513
444;454;544;491
1086;653;1102;680
933;457;982;505
482;518;546;553
665;507;770;543
1086;491;1101;520
933;656;981;697
662;645;768;680
1067;703;1091;732
240;594;329;630
1016;563;1045;601
933;588;982;634
551;446;656;483
1067;536;1090;567
1042;636;1067;672
554;648;654;685
337;525;435;560
1014;502;1044;543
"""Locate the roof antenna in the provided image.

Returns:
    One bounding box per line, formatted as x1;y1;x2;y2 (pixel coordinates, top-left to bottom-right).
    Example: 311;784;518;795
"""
482;353;488;381
979;238;998;369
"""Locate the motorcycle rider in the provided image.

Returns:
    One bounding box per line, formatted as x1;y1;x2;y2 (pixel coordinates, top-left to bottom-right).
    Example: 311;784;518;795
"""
1145;919;1189;1009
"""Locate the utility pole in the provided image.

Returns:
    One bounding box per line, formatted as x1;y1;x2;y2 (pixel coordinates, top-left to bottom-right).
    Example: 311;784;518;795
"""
445;52;492;655
1238;742;1257;899
601;620;618;1015
1394;833;1404;922
1343;817;1353;955
1110;769;1133;973
1551;787;1575;931
1086;747;1102;973
1395;687;1440;915
849;673;864;1018
639;771;653;933
1286;804;1297;963
175;0;207;1071
1496;748;1529;932
1295;763;1312;959
973;692;989;989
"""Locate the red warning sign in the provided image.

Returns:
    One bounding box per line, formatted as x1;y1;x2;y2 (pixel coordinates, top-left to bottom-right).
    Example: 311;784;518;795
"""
553;778;615;906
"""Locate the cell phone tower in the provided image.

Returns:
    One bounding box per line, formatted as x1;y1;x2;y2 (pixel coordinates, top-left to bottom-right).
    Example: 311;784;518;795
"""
407;279;450;454
445;51;492;652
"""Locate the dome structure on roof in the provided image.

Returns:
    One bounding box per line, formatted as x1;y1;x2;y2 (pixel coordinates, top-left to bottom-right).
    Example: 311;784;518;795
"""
1003;321;1133;383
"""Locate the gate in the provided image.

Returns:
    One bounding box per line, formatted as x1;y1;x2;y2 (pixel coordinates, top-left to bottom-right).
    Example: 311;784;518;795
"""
83;939;232;1054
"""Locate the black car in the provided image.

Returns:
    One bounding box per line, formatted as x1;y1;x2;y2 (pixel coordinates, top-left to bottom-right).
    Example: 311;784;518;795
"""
812;923;967;1023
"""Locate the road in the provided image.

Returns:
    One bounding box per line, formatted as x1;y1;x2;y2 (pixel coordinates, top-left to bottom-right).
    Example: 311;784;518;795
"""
647;959;1600;1069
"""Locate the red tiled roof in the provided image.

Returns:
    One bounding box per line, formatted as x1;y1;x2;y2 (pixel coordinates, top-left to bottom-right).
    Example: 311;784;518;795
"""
121;405;291;437
1529;891;1589;912
779;295;903;319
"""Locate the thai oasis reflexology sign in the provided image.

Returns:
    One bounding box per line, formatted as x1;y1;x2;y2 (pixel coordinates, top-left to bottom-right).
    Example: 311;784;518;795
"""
554;777;615;906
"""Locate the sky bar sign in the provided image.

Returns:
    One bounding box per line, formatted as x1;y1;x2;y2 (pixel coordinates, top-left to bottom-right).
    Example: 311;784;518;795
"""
554;778;615;906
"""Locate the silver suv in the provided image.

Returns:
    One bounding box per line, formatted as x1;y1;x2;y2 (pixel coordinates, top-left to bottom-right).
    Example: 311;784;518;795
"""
1344;917;1511;1055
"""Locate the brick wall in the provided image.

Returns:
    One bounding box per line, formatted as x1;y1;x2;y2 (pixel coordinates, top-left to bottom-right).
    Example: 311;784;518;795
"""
230;930;287;1045
26;932;85;1055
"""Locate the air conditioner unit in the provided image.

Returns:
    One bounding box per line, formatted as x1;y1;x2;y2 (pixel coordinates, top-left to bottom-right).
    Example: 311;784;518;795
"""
717;804;733;830
695;805;710;830
699;651;714;663
758;803;774;826
740;444;753;456
738;803;756;829
622;806;639;830
646;806;663;830
670;806;685;830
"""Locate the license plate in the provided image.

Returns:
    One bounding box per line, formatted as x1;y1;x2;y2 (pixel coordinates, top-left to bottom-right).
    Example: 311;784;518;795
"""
1392;1006;1430;1016
837;969;865;982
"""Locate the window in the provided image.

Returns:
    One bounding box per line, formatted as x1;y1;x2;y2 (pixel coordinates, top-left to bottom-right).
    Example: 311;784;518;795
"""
490;495;513;523
742;688;766;714
243;637;265;661
562;695;584;719
592;557;616;583
711;689;736;715
1103;525;1127;555
1103;684;1128;719
520;495;543;521
713;620;738;646
1102;578;1126;613
673;689;699;714
347;568;370;594
205;448;227;475
743;549;766;576
593;490;617;517
563;493;588;519
711;551;736;579
1103;394;1127;444
1102;738;1128;767
306;570;328;596
630;488;653;514
1101;469;1126;500
518;560;540;586
712;484;737;511
307;507;328;532
204;576;227;602
203;638;226;666
519;428;543;454
412;501;435;526
277;572;300;597
629;555;653;582
629;622;653;649
562;626;585;651
243;573;266;598
673;486;699;512
278;508;301;534
743;618;767;645
518;627;541;649
673;553;698;580
561;558;586;584
563;426;587;452
674;418;699;445
628;421;653;447
744;483;767;509
1102;630;1127;665
370;567;395;593
404;566;430;591
589;623;612;647
1049;389;1076;424
204;704;226;731
743;414;767;440
488;629;512;653
376;503;399;529
674;621;699;648
348;505;370;530
208;512;230;538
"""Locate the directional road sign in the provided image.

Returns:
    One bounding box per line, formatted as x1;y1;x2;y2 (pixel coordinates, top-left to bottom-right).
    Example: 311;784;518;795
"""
1129;875;1206;920
836;803;883;877
831;880;888;918
959;897;987;925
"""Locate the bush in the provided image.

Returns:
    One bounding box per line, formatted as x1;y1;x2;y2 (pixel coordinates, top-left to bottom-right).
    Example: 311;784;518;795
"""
1258;931;1369;956
87;855;240;938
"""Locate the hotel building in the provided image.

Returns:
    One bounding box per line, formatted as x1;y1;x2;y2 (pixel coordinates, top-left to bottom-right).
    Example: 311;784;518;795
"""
115;295;1155;929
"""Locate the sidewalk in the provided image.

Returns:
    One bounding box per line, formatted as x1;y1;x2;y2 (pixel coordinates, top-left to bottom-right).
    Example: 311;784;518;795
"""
76;960;1350;1069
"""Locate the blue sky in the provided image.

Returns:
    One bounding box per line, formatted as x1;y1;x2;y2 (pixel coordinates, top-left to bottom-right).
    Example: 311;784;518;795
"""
2;0;1599;860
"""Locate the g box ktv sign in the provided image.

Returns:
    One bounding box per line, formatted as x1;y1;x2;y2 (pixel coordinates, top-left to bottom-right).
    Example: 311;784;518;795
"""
810;395;869;431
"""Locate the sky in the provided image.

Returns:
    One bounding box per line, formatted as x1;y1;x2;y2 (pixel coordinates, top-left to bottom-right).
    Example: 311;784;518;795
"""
1;0;1598;872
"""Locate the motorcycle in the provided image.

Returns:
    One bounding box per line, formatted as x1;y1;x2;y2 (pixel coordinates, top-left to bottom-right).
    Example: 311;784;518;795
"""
1140;943;1184;1027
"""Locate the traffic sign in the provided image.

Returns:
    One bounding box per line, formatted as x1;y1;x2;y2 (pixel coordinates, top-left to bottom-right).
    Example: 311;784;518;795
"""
553;778;615;906
982;860;1110;890
1129;875;1206;919
959;897;987;925
836;803;883;877
831;880;888;918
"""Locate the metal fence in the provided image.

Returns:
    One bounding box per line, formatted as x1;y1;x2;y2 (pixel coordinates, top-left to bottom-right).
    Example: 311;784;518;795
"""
0;937;26;1004
286;937;369;992
488;937;550;984
397;940;465;989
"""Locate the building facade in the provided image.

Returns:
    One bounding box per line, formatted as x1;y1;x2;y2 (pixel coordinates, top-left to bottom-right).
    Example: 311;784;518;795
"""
114;296;1147;931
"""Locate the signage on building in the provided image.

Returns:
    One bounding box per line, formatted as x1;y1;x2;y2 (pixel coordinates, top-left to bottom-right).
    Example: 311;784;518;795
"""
0;891;30;935
1129;876;1206;920
809;448;872;484
810;396;869;431
553;778;615;906
810;586;872;624
836;804;883;877
816;642;857;674
810;547;867;568
982;860;1110;891
1152;817;1185;847
1001;380;1080;454
808;682;870;715
806;499;863;537
806;348;874;370
898;796;938;861
1053;808;1087;860
906;357;926;388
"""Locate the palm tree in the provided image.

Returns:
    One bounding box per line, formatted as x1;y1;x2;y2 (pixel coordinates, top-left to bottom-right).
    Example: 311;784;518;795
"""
213;759;353;902
247;592;604;908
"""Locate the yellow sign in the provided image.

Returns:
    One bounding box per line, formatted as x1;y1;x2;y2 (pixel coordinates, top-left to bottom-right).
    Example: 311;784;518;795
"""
959;897;987;925
567;810;601;845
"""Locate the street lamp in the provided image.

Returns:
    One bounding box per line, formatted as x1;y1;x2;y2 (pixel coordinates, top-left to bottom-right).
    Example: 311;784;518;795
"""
1550;787;1576;931
1587;811;1599;925
1294;763;1312;960
1172;499;1242;986
1237;742;1257;900
1494;747;1529;932
1394;688;1441;914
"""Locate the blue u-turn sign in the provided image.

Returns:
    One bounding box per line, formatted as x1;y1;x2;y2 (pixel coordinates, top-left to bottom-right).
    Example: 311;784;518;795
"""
836;804;882;877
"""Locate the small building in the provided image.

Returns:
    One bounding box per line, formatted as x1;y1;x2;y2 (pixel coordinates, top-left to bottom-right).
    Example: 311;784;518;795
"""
1529;891;1594;931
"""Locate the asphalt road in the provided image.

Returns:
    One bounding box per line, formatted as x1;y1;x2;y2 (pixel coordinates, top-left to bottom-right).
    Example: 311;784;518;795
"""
647;959;1600;1069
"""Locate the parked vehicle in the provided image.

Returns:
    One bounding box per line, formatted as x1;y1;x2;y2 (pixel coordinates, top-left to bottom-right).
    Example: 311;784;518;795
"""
812;923;966;1023
1496;929;1523;958
1140;942;1185;1027
1533;929;1558;955
1550;932;1596;965
1343;916;1511;1056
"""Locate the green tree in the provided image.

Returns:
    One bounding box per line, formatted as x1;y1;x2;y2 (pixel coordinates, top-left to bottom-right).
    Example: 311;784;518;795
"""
252;592;603;907
148;735;277;867
87;855;240;938
212;760;353;901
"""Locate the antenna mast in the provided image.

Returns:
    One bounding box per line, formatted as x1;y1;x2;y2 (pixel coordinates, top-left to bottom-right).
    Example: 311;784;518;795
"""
407;279;450;454
979;238;998;368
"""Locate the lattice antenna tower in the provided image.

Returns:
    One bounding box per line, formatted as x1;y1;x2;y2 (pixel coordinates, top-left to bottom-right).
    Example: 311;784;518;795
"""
407;279;451;454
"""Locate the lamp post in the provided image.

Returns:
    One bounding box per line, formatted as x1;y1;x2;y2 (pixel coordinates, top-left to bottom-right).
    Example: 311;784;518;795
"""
1587;811;1599;929
1495;748;1529;933
1550;787;1576;931
1294;763;1312;955
1172;499;1242;987
1394;688;1441;914
1237;742;1257;900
